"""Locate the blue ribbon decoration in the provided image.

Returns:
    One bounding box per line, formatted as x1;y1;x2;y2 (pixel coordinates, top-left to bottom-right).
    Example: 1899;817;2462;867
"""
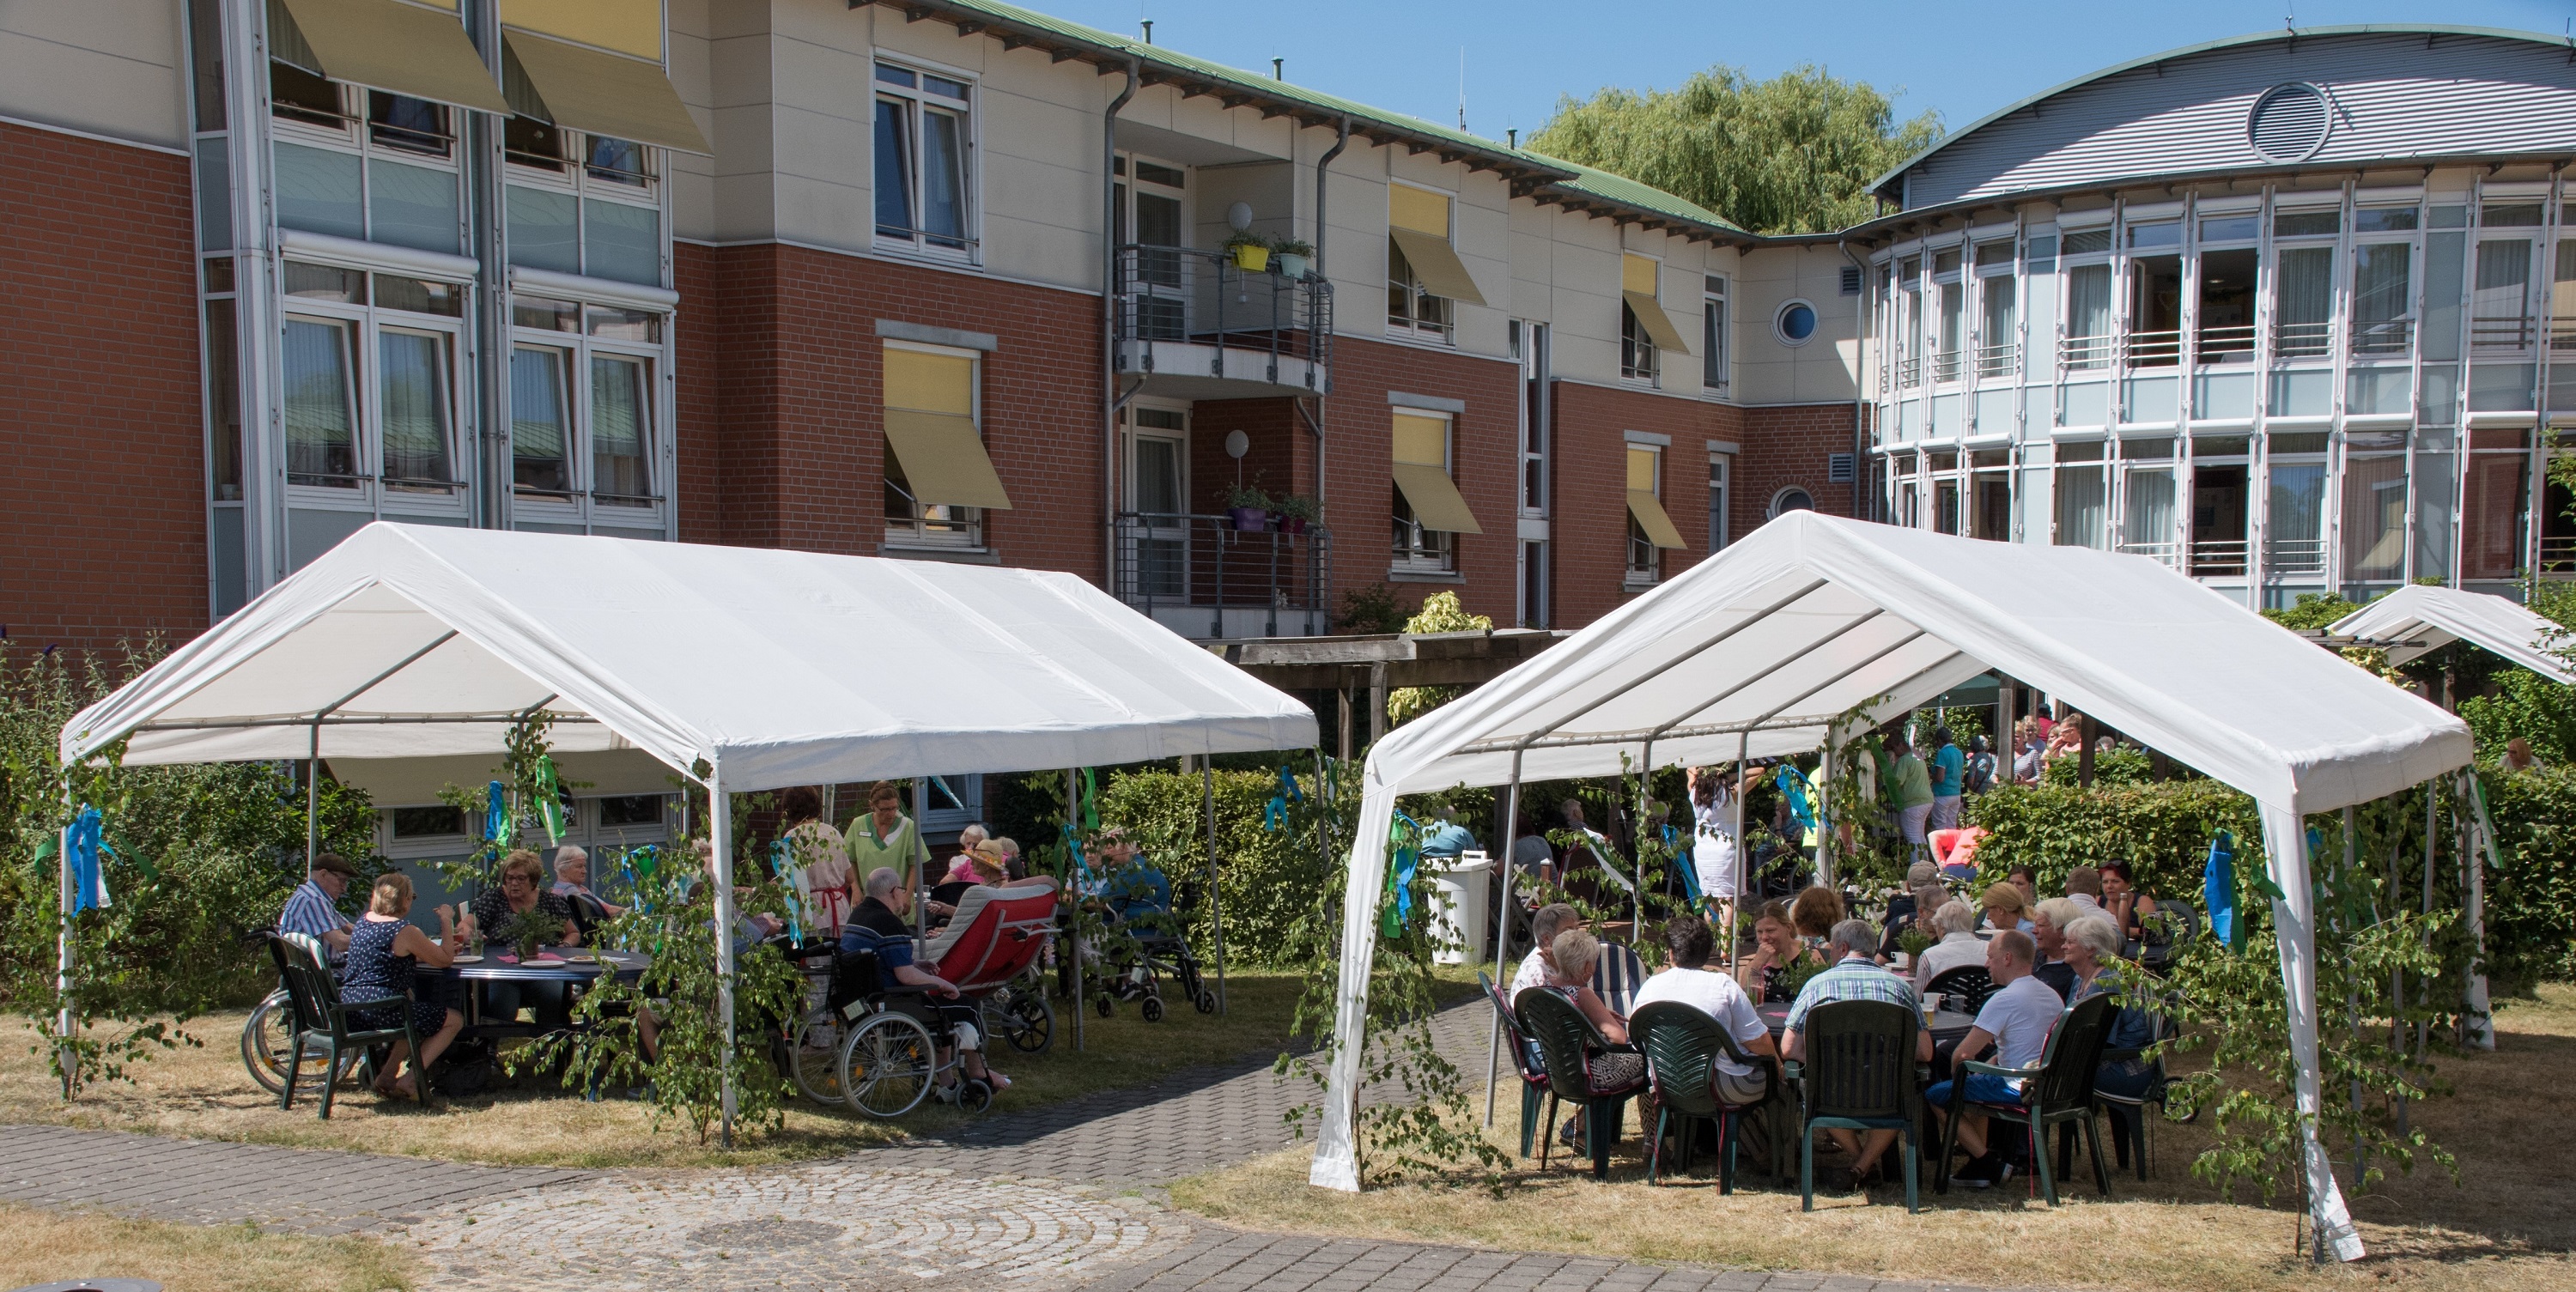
1263;795;1287;831
1774;765;1816;836
1278;766;1303;802
2203;830;2237;950
483;779;510;846
1382;813;1420;938
65;807;110;913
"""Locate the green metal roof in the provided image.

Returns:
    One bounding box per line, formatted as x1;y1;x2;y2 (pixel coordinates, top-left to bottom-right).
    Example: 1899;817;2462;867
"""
1868;24;2574;199
878;0;1748;240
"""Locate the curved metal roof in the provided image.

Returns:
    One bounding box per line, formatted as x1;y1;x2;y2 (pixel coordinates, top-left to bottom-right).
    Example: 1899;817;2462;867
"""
1869;23;2576;202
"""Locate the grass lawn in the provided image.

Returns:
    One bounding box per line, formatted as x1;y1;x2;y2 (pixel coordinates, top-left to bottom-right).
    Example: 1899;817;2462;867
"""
3;967;1333;1170
0;1204;416;1292
1170;983;2576;1292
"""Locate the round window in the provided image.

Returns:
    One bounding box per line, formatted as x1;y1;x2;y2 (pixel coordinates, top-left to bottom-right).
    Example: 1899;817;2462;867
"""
1774;300;1820;347
1770;487;1815;519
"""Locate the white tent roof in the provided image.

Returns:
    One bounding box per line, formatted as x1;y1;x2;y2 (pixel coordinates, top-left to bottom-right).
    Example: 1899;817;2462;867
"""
2328;583;2576;686
62;523;1317;791
1368;511;2469;815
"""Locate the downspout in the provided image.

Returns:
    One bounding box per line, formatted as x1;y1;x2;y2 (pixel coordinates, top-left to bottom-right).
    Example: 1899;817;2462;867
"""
1838;237;1870;520
1308;118;1350;513
1102;56;1139;591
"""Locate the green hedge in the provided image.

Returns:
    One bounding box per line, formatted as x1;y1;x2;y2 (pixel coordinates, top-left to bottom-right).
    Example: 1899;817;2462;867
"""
1963;779;2263;903
1097;768;1341;967
2470;767;2576;989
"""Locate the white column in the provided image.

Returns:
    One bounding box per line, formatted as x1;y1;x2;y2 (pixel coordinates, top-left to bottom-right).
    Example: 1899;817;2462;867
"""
2257;803;2364;1262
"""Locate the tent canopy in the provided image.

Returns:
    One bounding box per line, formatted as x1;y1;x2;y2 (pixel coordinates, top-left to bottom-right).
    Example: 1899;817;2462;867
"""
62;524;1318;792
2329;583;2576;686
1369;511;2470;816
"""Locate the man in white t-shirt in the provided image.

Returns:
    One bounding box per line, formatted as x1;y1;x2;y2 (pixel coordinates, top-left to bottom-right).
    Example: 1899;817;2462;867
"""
1509;903;1583;1000
1630;913;1775;1105
1925;928;2063;1188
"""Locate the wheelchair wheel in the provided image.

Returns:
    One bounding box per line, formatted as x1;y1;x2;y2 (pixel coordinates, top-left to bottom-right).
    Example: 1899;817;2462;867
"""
836;1010;937;1119
999;993;1054;1055
1141;995;1165;1023
957;1077;994;1114
790;1016;848;1106
1194;988;1218;1015
1093;994;1114;1018
241;989;333;1097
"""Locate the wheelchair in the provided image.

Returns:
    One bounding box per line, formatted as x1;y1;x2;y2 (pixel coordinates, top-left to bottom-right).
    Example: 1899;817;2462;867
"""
1090;902;1215;1022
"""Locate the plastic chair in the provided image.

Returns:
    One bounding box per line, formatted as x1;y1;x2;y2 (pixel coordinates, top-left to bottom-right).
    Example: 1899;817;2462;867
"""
1937;992;2118;1203
267;935;427;1119
1479;971;1552;1158
1516;988;1647;1180
1783;999;1924;1213
1591;941;1647;1016
2093;1002;2179;1180
1631;1001;1777;1192
1924;964;1996;1015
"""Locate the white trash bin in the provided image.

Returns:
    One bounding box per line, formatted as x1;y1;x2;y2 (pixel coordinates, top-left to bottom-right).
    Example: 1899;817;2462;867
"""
1425;850;1492;965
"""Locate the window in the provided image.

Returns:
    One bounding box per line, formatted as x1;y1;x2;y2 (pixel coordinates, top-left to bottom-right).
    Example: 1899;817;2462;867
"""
504;122;662;285
1124;406;1188;598
1707;452;1731;551
1976;266;2016;378
2352;242;2415;355
875;61;973;255
268;64;464;256
1769;487;1814;519
1390;410;1479;570
882;343;1011;547
510;297;666;525
1625;446;1666;581
1621;301;1657;380
1619;253;1689;383
2274;246;2335;357
2472;237;2536;351
1773;300;1819;347
389;805;468;840
278;260;468;510
2054;441;2106;549
1702;276;1728;390
1387;185;1484;339
2064;264;2112;369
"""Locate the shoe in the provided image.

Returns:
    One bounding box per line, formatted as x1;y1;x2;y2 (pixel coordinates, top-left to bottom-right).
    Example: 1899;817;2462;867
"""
1831;1167;1866;1194
931;1081;962;1105
1954;1155;2002;1190
1558;1114;1586;1152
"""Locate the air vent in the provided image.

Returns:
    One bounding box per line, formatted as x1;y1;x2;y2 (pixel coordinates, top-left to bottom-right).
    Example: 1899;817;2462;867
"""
1838;265;1862;295
1827;453;1856;482
2248;82;2331;162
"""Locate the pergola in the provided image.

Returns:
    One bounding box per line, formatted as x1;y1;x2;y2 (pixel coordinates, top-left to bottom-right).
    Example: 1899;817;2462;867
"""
1311;513;2471;1263
58;523;1317;1137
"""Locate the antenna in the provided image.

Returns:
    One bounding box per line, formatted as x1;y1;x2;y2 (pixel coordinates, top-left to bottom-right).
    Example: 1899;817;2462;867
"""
1457;47;1467;131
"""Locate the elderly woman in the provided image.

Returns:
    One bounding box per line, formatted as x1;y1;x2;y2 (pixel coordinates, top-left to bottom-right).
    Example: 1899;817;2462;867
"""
2060;913;2158;1101
1911;901;1985;988
1542;926;1641;1152
1735;898;1822;1004
339;872;463;1100
460;850;582;1030
550;845;623;935
1979;880;2032;935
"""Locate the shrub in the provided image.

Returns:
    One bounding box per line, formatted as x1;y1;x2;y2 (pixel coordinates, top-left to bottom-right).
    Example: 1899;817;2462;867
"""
1963;779;2260;901
2470;767;2576;992
1097;767;1341;966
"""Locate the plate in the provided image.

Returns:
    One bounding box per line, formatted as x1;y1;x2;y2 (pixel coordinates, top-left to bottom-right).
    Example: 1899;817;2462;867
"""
451;954;483;964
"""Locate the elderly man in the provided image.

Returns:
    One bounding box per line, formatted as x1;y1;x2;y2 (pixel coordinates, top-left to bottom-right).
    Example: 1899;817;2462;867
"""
1782;918;1934;1193
1927;929;2062;1188
278;852;358;960
1510;902;1583;999
840;867;1008;1098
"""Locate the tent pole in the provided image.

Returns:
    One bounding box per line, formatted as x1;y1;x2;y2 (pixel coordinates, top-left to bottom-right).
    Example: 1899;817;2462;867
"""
2259;804;2364;1263
1068;767;1084;1053
56;779;76;1100
1728;731;1748;975
2341;805;2368;1185
1814;739;1835;890
2418;782;2434;1064
1634;738;1651;938
710;781;737;1149
2460;771;2497;1050
1203;757;1227;1015
306;724;320;870
1485;747;1524;1129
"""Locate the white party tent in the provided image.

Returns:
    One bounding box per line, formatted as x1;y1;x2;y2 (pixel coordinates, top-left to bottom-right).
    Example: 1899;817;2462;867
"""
1311;512;2470;1262
58;522;1317;1132
2328;583;2576;686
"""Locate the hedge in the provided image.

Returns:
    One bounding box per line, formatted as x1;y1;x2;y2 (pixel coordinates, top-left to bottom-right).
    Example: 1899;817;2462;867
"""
1097;768;1344;967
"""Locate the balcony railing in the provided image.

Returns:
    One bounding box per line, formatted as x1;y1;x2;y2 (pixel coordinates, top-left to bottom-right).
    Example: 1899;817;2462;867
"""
2125;328;2183;367
2117;539;2182;569
1896;354;1923;387
2273;319;2333;360
1113;511;1333;640
2195;323;2257;362
2264;537;2327;578
2472;314;2537;352
2190;538;2250;578
1931;349;1963;383
1113;245;1332;388
2063;333;2113;370
2351;317;2413;357
1974;340;2016;379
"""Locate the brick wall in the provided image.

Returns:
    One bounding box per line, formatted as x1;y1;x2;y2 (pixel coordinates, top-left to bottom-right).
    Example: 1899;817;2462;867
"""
672;243;1108;581
1736;402;1864;541
0;124;206;657
1546;380;1747;627
1317;336;1522;628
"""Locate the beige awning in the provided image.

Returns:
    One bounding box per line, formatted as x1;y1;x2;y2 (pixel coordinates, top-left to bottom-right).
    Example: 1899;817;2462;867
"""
501;27;710;155
1393;464;1483;535
1627;492;1686;549
1389;227;1487;308
884;410;1014;511
275;0;510;114
1623;292;1692;355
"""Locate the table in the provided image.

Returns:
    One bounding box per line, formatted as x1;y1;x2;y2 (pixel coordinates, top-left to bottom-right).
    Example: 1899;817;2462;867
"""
421;947;649;1035
1757;1000;1975;1047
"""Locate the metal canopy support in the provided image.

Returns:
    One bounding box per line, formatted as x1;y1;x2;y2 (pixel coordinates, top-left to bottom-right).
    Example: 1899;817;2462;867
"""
2458;770;2497;1050
709;778;737;1149
1203;759;1227;1014
1483;746;1524;1128
1068;767;1085;1052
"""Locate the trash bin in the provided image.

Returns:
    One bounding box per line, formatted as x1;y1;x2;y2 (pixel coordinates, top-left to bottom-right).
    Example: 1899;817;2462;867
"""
1425;850;1492;965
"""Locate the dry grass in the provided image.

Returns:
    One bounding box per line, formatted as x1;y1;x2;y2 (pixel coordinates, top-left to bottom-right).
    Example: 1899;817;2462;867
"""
0;1204;417;1292
3;969;1332;1169
1170;985;2576;1292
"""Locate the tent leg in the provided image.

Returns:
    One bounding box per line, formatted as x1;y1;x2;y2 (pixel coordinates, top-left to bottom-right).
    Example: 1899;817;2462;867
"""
2341;805;2367;1186
1728;732;1747;975
2418;784;2435;1065
1814;741;1835;890
306;725;320;870
1634;738;1652;937
1203;759;1227;1015
2259;804;2364;1263
1485;751;1524;1129
56;779;76;1101
710;784;737;1149
2460;772;2495;1049
1068;767;1084;1054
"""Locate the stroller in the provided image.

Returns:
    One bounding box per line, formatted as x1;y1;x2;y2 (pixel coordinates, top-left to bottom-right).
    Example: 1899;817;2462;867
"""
1090;864;1214;1022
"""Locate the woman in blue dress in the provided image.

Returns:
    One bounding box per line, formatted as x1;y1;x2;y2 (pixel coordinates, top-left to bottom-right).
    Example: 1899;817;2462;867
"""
340;872;465;1100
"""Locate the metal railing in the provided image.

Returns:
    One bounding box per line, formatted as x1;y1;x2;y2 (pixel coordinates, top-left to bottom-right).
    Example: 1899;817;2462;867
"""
2472;315;2537;352
2542;535;2576;573
1113;245;1333;388
1974;340;2016;379
2190;538;2250;577
2195;323;2257;362
2063;334;2113;370
2125;328;2183;367
1931;349;1963;383
1895;354;1923;387
1112;512;1333;639
2263;537;2327;577
2117;539;2183;569
2273;320;2334;360
2351;317;2414;356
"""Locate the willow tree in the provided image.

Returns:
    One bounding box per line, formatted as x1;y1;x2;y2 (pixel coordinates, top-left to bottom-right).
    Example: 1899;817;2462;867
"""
1528;64;1942;235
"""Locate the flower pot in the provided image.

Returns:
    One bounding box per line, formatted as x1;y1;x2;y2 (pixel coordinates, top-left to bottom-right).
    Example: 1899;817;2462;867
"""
1279;515;1309;535
1275;252;1310;279
1230;244;1269;272
1230;506;1270;532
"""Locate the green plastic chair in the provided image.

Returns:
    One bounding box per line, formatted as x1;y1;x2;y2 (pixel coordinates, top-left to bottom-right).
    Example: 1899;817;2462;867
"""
1479;971;1551;1158
1783;998;1925;1213
1936;992;2117;1203
1631;1001;1777;1192
1515;987;1647;1180
268;935;428;1119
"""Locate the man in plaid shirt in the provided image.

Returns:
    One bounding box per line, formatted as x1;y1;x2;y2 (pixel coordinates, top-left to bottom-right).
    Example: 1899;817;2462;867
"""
1783;917;1935;1192
278;852;358;963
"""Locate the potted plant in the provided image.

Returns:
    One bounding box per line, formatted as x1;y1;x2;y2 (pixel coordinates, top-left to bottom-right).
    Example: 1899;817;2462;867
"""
1271;237;1314;280
497;905;556;962
1273;493;1318;534
1224;483;1272;531
1224;231;1270;273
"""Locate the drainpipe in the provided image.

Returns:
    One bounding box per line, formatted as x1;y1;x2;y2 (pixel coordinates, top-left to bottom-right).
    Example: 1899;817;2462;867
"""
1308;118;1350;513
1102;56;1139;589
1838;237;1870;520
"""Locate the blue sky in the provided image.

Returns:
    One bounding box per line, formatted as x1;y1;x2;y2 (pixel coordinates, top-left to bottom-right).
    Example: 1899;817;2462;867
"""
1046;1;2572;144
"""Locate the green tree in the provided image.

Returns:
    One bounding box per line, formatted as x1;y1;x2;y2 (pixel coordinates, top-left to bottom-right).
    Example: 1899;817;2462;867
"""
1385;591;1492;728
1528;64;1942;234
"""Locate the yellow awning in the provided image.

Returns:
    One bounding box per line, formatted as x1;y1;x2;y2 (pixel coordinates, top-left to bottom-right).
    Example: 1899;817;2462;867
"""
1389;227;1486;307
1391;411;1447;468
1390;185;1449;236
501;27;710;155
1622;253;1660;295
883;410;1013;511
500;0;663;59
1393;464;1483;535
1627;491;1686;549
1623;291;1692;355
275;0;509;114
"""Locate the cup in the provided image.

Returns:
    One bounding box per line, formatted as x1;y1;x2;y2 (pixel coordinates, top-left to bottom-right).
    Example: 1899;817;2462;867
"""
1922;991;1944;1018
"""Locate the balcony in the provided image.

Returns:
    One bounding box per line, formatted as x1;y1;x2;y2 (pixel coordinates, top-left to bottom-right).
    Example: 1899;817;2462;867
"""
1113;511;1334;640
1113;245;1332;401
